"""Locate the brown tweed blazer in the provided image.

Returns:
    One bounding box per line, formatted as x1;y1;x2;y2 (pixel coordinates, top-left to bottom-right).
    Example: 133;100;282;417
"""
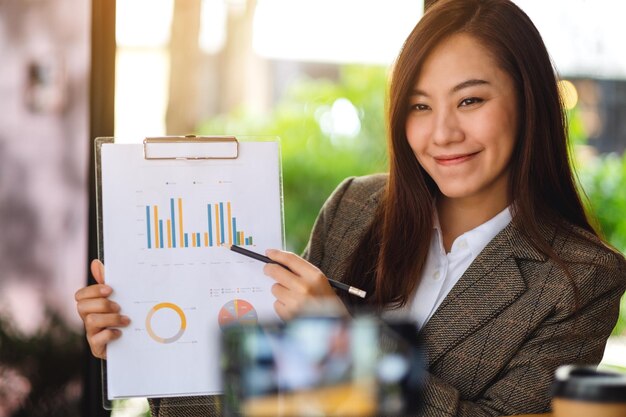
149;174;626;417
303;174;626;416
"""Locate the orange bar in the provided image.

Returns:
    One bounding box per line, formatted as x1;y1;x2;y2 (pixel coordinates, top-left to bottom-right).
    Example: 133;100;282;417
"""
227;202;233;246
167;220;172;248
215;204;220;245
153;206;159;248
239;231;244;245
192;233;197;247
204;232;209;247
178;198;184;248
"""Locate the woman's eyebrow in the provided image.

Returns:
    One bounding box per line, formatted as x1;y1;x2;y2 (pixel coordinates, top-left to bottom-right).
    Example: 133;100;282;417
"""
410;89;428;97
451;79;490;93
410;79;490;97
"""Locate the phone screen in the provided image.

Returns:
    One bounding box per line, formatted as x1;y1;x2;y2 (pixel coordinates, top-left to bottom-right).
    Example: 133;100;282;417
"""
221;315;424;417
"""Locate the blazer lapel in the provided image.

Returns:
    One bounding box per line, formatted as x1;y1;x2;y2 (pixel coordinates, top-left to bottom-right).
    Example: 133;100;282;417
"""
419;222;535;367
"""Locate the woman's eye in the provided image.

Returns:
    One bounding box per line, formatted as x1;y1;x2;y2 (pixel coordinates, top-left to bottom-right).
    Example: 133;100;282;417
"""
411;103;430;111
459;97;483;107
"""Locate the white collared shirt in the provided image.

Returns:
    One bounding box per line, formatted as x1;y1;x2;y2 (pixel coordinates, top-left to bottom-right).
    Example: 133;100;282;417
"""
384;206;512;329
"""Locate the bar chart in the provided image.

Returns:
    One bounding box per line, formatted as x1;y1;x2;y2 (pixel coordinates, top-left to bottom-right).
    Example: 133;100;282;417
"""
145;198;254;249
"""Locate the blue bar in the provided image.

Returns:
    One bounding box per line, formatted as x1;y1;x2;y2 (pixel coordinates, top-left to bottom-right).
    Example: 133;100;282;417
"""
170;198;176;248
159;220;164;248
196;232;201;247
232;218;238;245
208;205;213;247
245;237;250;246
219;202;225;245
146;206;151;249
184;233;189;247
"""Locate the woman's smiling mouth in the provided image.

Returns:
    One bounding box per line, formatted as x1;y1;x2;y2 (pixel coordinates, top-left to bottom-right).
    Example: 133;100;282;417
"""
433;151;481;166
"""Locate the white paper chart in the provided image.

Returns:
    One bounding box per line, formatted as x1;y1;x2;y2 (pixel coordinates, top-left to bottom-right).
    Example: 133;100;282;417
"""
100;141;283;399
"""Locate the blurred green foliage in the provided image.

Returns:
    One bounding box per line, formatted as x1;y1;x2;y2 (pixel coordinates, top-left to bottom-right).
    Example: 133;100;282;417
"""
199;66;626;335
575;149;626;336
577;153;626;254
199;66;389;252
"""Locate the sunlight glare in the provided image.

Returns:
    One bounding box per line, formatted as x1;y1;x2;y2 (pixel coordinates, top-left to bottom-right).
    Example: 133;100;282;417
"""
317;98;361;143
558;79;579;110
253;0;423;64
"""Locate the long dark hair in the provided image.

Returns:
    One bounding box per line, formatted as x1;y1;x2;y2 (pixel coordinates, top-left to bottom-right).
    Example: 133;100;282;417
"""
341;0;598;309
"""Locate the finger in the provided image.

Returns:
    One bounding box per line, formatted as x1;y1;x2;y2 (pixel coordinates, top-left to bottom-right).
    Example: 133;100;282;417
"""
264;263;307;292
271;283;305;308
76;298;120;321
265;250;320;278
84;313;131;337
75;284;112;302
265;250;333;291
272;283;335;320
90;259;105;285
88;328;122;359
273;300;293;321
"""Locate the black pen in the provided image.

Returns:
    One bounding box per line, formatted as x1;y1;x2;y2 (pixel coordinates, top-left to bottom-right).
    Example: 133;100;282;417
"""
228;244;367;299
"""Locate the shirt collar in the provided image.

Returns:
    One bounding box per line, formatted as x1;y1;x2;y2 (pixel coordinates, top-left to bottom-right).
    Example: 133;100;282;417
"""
432;206;512;257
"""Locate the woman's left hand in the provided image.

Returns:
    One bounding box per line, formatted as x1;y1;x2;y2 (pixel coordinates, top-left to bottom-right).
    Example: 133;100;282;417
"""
264;249;349;320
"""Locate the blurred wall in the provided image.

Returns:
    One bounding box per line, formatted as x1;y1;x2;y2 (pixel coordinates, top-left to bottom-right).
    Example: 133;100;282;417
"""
0;0;89;415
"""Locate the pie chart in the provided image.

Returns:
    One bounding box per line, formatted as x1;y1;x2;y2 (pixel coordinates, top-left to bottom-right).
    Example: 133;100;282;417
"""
218;299;258;330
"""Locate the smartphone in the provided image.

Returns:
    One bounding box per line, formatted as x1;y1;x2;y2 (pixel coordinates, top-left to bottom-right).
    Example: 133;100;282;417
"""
221;315;425;417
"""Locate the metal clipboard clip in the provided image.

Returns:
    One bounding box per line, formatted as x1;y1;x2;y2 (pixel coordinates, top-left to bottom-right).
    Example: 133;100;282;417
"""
143;135;239;160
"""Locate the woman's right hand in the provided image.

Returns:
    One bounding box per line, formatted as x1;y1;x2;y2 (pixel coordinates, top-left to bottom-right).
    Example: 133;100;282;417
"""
74;259;130;359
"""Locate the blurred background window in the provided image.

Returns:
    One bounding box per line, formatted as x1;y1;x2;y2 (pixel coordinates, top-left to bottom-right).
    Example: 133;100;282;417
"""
114;0;422;141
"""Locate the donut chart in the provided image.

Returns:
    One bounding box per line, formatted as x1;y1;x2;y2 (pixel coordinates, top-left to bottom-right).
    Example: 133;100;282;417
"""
218;299;258;330
145;302;187;343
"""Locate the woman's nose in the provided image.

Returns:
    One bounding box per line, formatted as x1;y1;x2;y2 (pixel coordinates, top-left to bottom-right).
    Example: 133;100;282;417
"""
431;109;463;146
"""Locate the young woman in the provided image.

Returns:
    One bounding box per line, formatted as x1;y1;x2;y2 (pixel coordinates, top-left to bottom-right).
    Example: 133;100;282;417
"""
76;0;626;415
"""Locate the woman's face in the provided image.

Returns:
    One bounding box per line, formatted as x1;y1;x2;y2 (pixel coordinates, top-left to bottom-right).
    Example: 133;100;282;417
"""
405;33;518;208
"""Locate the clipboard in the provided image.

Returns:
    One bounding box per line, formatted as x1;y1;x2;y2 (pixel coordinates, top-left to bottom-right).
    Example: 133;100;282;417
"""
95;135;285;411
